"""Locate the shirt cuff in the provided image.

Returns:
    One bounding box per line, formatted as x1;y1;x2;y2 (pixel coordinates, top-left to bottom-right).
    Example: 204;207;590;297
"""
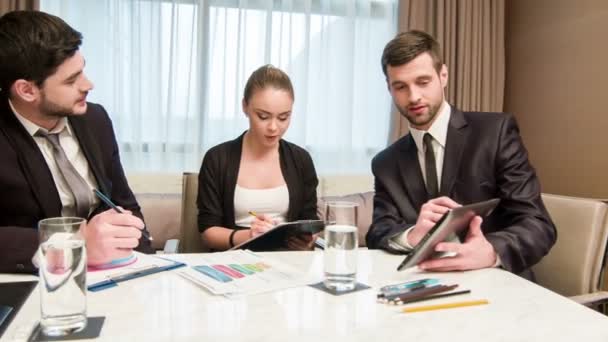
388;226;416;252
493;253;502;268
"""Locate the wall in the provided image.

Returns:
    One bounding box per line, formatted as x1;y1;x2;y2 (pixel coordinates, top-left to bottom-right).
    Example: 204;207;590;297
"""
504;0;608;198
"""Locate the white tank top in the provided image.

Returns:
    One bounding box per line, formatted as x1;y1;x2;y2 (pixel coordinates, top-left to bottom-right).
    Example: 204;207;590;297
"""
234;184;289;227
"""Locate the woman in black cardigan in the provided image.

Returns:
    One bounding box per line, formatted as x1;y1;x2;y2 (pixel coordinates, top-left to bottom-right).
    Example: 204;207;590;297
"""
197;65;319;251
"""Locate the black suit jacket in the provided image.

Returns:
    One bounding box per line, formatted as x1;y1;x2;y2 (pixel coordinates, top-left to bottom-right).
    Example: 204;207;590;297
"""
366;108;556;278
197;133;319;235
0;99;153;273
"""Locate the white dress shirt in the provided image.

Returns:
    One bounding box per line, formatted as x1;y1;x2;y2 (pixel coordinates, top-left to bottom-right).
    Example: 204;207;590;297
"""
10;100;99;217
389;101;451;251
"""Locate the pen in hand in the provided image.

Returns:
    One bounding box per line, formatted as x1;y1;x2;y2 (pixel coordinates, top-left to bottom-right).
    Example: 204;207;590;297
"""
248;211;278;238
248;211;277;225
93;189;153;241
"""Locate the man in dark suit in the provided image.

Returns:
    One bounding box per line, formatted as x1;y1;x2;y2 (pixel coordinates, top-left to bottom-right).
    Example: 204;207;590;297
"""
0;11;153;273
366;30;556;278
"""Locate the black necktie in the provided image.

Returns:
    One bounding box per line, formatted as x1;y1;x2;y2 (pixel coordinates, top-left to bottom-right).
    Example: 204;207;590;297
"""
36;130;92;218
423;133;439;199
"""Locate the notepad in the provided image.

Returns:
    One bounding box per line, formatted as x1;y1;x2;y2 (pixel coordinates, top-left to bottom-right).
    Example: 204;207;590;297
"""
87;253;137;271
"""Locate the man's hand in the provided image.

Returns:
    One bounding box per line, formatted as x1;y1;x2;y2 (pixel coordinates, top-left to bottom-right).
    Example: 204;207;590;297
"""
83;208;144;266
418;216;498;271
250;214;275;238
408;197;461;246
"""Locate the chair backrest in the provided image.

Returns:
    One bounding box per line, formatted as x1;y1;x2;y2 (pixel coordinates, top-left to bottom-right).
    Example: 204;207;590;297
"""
135;193;181;250
318;174;374;197
179;172;207;253
533;193;608;296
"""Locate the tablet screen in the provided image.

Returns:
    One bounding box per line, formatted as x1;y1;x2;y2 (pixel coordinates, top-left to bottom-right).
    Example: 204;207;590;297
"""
397;198;500;271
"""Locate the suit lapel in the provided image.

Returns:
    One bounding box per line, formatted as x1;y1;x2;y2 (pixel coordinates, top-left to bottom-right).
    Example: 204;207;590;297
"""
0;100;61;217
396;135;428;210
440;108;469;197
68;116;110;195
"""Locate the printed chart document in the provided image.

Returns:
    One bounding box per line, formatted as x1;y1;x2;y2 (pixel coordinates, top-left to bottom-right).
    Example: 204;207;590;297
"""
170;250;313;297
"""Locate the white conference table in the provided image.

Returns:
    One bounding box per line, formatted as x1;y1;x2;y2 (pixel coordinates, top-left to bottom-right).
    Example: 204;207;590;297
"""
2;249;608;342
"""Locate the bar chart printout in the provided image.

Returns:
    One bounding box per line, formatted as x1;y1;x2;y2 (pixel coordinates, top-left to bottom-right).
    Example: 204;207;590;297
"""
172;250;312;296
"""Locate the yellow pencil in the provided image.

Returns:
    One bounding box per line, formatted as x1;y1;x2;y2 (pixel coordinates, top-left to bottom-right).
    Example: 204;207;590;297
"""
401;299;489;313
248;211;259;218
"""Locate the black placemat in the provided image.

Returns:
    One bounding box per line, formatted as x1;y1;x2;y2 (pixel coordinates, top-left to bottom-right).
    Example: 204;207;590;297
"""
30;316;105;341
309;281;371;296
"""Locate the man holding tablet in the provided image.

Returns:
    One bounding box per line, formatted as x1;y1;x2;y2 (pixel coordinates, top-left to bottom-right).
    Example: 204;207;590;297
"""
366;30;556;279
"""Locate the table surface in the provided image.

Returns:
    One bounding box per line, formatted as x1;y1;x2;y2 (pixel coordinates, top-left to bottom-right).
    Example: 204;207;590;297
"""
2;250;608;342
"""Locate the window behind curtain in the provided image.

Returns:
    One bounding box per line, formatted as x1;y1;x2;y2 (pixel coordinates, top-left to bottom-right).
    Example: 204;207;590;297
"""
41;0;397;175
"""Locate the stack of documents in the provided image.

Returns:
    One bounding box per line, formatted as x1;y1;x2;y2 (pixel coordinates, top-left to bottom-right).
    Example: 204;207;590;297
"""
171;250;313;297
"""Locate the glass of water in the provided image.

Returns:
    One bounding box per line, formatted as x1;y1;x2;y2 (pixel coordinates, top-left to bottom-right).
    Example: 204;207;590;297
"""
38;217;87;336
323;201;358;292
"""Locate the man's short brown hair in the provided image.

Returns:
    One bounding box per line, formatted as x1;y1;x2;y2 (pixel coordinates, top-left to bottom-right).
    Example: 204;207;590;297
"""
0;11;82;99
381;30;443;78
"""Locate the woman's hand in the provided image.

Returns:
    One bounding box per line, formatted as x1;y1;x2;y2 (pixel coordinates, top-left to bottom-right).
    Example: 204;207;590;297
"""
286;233;317;250
250;214;275;238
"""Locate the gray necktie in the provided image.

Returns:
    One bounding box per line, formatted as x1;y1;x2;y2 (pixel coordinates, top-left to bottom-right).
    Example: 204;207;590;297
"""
37;130;92;218
423;133;439;199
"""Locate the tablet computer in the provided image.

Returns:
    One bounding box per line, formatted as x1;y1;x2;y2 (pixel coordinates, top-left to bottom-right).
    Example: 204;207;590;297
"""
0;281;37;338
396;198;500;271
229;219;325;251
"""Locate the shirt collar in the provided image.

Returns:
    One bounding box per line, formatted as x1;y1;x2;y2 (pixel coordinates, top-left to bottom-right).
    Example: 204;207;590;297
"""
409;101;451;152
9;99;72;136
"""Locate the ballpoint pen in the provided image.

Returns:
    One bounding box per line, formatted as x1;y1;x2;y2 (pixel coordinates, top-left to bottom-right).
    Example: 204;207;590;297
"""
93;189;153;241
380;278;439;294
391;289;472;305
383;284;458;304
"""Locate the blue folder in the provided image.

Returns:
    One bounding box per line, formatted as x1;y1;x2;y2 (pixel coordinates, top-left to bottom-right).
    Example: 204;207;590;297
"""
88;258;186;292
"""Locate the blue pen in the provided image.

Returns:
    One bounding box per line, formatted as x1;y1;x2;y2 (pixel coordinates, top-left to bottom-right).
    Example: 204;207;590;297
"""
380;278;439;295
93;189;153;241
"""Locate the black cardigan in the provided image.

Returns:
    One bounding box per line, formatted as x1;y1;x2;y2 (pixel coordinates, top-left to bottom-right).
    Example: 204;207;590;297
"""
197;133;319;233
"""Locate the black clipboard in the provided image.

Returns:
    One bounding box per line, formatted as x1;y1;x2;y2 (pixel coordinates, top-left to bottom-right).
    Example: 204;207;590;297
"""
229;220;325;251
0;281;37;338
397;198;500;271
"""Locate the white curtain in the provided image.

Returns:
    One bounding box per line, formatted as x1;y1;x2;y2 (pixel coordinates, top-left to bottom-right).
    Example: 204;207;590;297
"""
41;0;397;175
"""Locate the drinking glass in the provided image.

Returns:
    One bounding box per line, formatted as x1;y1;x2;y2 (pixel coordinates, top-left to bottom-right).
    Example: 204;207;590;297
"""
323;201;358;291
38;217;87;336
